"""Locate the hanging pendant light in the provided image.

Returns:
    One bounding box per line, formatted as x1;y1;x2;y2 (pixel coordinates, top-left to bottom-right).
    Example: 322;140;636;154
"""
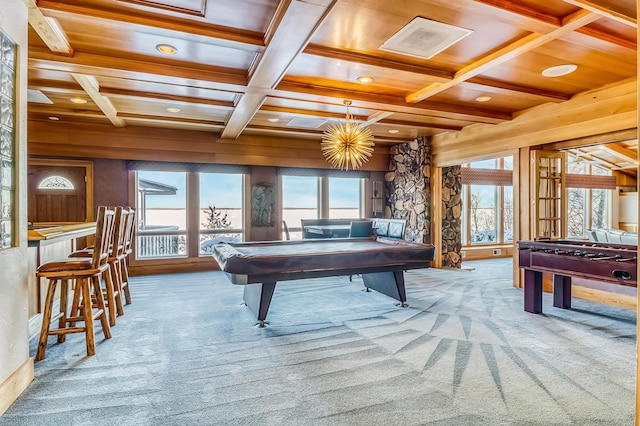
321;100;374;170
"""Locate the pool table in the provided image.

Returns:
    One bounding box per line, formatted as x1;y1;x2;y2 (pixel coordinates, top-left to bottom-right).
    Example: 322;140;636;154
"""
212;237;436;326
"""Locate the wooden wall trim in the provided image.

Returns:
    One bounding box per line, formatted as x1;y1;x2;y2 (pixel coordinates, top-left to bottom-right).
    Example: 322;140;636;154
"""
0;358;34;416
514;147;530;288
430;167;443;268
27;122;390;171
431;79;638;167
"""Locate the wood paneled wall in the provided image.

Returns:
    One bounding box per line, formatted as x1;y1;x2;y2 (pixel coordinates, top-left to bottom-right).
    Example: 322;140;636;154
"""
27;122;391;171
431;79;637;167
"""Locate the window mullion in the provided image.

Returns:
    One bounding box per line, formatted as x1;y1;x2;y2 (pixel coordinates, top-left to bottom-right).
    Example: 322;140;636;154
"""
319;177;328;218
186;172;200;257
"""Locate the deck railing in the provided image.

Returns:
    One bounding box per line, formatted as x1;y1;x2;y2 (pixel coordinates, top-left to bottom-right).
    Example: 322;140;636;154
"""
137;226;184;258
136;226;243;258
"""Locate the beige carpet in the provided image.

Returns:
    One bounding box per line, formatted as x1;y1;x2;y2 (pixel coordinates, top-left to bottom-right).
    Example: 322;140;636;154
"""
1;267;635;425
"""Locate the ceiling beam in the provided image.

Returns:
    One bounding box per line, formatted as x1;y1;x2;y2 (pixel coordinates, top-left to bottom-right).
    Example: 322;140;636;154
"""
117;113;226;128
36;0;265;51
221;0;337;139
559;0;637;28
28;107;106;119
260;104;464;131
574;148;621;169
476;0;636;44
473;0;561;26
98;87;236;109
541;129;638;150
305;45;570;101
302;44;453;80
71;73;125;127
361;111;394;127
27;0;73;55
260;104;367;121
275;81;511;123
575;26;636;50
376;118;464;132
601;143;639;163
29;47;249;91
465;77;570;101
28;78;83;93
28;44;506;127
406;9;600;103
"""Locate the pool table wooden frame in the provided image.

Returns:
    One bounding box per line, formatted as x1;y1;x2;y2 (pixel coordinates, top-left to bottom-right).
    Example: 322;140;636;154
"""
212;237;436;326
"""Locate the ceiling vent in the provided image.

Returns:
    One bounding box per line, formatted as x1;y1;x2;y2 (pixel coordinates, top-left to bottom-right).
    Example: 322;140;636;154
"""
380;17;473;60
27;89;53;104
286;117;328;129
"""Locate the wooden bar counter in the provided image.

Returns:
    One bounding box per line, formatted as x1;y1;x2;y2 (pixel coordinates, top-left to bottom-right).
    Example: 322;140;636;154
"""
27;222;96;338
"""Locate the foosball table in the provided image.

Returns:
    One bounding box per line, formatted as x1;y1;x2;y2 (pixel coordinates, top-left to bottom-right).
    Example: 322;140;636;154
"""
518;240;637;313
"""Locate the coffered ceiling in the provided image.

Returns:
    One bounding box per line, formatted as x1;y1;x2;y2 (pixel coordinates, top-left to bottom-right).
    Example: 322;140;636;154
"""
26;0;637;159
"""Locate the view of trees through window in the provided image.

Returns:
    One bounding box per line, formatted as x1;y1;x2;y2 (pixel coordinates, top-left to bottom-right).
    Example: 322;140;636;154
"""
199;173;243;255
567;156;610;237
461;155;611;244
462;157;513;246
135;170;243;259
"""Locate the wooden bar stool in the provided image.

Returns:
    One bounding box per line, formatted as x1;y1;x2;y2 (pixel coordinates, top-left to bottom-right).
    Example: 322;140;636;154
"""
35;206;115;361
119;207;135;306
70;206;127;326
105;206;131;317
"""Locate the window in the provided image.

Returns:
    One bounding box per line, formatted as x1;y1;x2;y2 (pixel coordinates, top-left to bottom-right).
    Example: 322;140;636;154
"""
199;173;243;255
468;184;498;243
134;169;245;259
281;174;365;239
503;186;513;242
136;171;187;258
38;176;74;190
566;157;611;238
328;177;361;218
281;175;319;240
461;156;513;246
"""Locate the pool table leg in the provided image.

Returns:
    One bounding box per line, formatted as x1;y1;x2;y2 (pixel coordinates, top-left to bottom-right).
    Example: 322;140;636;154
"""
243;282;277;327
361;270;407;307
553;274;572;309
523;269;542;313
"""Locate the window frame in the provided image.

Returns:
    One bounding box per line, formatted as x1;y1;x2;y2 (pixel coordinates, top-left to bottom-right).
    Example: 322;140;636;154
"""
280;174;367;239
131;170;246;263
461;156;513;247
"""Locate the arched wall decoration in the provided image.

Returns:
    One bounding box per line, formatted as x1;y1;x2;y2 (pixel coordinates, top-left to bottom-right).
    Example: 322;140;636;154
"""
38;176;75;190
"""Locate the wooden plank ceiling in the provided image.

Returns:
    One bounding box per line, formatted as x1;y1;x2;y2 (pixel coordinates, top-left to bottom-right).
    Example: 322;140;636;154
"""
26;0;637;168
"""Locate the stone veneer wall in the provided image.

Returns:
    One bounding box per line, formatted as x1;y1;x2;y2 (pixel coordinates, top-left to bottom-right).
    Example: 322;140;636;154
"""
441;165;462;268
385;138;431;244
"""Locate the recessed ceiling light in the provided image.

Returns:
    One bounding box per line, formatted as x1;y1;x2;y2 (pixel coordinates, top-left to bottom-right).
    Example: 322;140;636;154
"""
166;107;181;113
388;129;400;134
357;76;374;84
156;44;177;55
267;118;280;123
475;96;492;102
542;64;578;77
70;97;87;104
48;116;59;121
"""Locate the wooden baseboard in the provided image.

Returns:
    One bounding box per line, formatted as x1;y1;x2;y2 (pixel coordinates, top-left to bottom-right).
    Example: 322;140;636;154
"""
571;286;637;310
461;245;514;261
129;262;216;276
0;358;34;416
541;274;637;310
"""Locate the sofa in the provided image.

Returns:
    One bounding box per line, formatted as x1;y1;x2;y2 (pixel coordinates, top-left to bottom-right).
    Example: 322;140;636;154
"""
587;228;638;245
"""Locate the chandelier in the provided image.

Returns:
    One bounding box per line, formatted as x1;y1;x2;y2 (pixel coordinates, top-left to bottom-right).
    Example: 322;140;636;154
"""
321;100;374;170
